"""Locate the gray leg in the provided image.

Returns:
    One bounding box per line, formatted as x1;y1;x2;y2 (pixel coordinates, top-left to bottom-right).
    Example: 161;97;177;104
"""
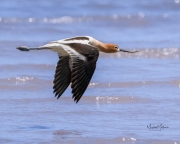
17;46;50;51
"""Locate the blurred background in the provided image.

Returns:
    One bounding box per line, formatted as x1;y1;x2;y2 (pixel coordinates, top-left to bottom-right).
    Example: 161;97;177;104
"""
1;0;180;48
0;0;180;143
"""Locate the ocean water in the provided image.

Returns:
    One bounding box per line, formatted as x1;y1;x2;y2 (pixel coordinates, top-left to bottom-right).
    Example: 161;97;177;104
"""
0;0;180;143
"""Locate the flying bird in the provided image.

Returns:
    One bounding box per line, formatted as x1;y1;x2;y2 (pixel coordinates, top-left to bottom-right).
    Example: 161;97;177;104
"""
17;36;138;103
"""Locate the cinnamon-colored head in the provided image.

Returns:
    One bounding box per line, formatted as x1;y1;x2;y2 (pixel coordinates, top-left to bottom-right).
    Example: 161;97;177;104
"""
102;43;119;53
97;43;138;53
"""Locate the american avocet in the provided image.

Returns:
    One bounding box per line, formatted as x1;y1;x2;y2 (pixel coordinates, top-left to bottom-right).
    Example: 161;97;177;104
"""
17;36;138;103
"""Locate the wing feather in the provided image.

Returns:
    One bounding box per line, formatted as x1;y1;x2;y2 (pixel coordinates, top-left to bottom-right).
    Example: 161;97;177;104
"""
53;42;99;103
69;44;99;103
53;56;71;99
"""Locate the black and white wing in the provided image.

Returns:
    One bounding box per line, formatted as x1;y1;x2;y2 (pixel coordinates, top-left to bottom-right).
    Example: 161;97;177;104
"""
53;55;71;99
65;43;99;103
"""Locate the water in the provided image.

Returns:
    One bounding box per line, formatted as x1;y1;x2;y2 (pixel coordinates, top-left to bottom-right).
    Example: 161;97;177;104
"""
0;0;180;143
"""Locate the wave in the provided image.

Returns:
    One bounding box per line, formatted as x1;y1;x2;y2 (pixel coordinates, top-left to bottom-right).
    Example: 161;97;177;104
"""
0;76;179;88
0;95;150;105
0;14;179;25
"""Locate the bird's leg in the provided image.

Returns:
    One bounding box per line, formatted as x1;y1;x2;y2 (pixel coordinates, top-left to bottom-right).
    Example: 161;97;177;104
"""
17;46;50;51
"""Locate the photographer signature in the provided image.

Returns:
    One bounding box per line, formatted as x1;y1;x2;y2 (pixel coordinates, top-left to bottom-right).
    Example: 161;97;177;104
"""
147;123;169;131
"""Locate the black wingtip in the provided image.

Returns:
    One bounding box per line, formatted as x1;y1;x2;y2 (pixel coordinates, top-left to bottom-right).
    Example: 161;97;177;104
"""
74;97;80;103
17;46;29;51
73;97;78;103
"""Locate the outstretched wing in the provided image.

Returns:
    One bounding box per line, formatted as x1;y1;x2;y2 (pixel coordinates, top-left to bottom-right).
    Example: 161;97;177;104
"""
66;43;99;103
49;36;93;45
53;56;71;99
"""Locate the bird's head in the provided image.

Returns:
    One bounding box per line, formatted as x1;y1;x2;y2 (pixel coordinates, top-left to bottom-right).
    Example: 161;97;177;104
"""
105;44;138;53
104;44;119;53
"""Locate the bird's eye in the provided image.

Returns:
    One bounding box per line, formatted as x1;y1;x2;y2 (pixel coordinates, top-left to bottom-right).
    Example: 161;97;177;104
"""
114;46;118;49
